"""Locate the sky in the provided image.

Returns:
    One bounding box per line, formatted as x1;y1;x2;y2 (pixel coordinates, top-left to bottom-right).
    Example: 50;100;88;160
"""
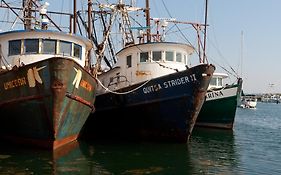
144;0;281;94
1;0;280;94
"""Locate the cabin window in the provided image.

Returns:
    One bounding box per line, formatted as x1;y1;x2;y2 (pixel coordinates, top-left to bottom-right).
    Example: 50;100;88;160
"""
8;40;21;55
59;41;72;56
218;78;223;86
140;52;149;62
127;55;132;68
184;54;188;64
210;78;217;86
74;44;82;59
42;39;56;54
25;39;39;54
152;51;161;61
165;51;174;61
176;52;182;62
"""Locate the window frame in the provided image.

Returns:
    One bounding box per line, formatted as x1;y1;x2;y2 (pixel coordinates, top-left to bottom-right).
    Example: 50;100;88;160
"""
176;52;182;62
73;43;82;59
152;51;162;61
59;40;72;56
8;40;22;56
165;51;174;61
42;39;57;54
140;52;149;63
126;55;132;68
209;78;217;86
25;39;39;54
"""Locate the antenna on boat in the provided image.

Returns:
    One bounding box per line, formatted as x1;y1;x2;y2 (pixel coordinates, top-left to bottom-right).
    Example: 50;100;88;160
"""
38;1;49;30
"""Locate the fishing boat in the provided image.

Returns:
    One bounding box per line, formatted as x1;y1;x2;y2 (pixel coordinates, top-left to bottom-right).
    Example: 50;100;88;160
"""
81;0;215;142
196;73;243;129
0;0;97;149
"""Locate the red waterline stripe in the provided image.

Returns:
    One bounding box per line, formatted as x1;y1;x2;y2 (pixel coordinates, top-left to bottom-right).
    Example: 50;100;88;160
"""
1;134;79;150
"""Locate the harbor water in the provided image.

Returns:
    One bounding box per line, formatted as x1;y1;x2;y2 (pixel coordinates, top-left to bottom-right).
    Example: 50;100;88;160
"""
1;102;281;175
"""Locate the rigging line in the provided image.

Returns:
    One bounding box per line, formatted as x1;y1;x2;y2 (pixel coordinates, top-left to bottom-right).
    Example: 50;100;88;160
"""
217;63;238;78
129;15;142;28
165;25;193;35
155;61;179;72
96;76;152;95
206;53;238;78
160;0;200;60
207;31;238;76
206;48;239;78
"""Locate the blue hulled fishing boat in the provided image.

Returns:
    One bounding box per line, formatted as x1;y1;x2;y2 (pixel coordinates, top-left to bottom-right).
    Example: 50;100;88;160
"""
81;0;215;142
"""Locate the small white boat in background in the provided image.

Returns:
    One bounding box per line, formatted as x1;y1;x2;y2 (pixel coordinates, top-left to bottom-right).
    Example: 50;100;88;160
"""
240;96;257;109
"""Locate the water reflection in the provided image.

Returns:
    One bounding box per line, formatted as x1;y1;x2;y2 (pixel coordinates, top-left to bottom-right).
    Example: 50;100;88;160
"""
0;129;241;175
81;141;194;175
0;141;95;174
188;127;240;174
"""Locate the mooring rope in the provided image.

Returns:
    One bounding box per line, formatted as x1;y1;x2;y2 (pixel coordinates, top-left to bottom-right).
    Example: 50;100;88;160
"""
95;76;152;95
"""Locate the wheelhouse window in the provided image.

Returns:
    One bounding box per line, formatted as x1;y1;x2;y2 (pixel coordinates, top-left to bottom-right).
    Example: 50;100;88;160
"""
42;39;56;54
140;52;149;62
184;54;188;64
127;55;132;68
74;43;82;59
218;78;223;86
165;51;174;61
25;39;39;54
59;41;72;56
8;40;21;55
176;52;182;62
152;51;161;61
209;78;217;86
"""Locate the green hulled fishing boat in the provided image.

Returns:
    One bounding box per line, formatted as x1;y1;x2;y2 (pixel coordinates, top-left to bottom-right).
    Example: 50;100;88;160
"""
196;73;243;129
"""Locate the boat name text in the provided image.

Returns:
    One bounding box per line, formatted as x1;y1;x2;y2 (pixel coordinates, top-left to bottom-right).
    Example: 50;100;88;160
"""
143;74;197;94
80;80;93;92
206;90;224;99
3;77;27;90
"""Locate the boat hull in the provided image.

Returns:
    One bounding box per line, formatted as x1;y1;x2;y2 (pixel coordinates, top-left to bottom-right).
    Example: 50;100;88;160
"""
82;64;215;142
196;78;243;129
0;57;97;150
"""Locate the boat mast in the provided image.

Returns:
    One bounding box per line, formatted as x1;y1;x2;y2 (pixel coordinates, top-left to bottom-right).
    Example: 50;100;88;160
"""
23;0;33;30
202;0;208;63
88;0;92;40
240;30;244;78
86;0;93;71
145;0;151;42
73;0;77;34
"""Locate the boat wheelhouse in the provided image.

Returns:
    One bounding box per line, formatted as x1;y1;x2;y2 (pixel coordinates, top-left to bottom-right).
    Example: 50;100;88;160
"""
0;30;91;69
97;42;195;95
208;73;229;89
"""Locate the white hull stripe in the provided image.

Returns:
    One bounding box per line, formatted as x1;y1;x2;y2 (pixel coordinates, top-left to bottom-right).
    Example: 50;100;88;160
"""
205;86;238;101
